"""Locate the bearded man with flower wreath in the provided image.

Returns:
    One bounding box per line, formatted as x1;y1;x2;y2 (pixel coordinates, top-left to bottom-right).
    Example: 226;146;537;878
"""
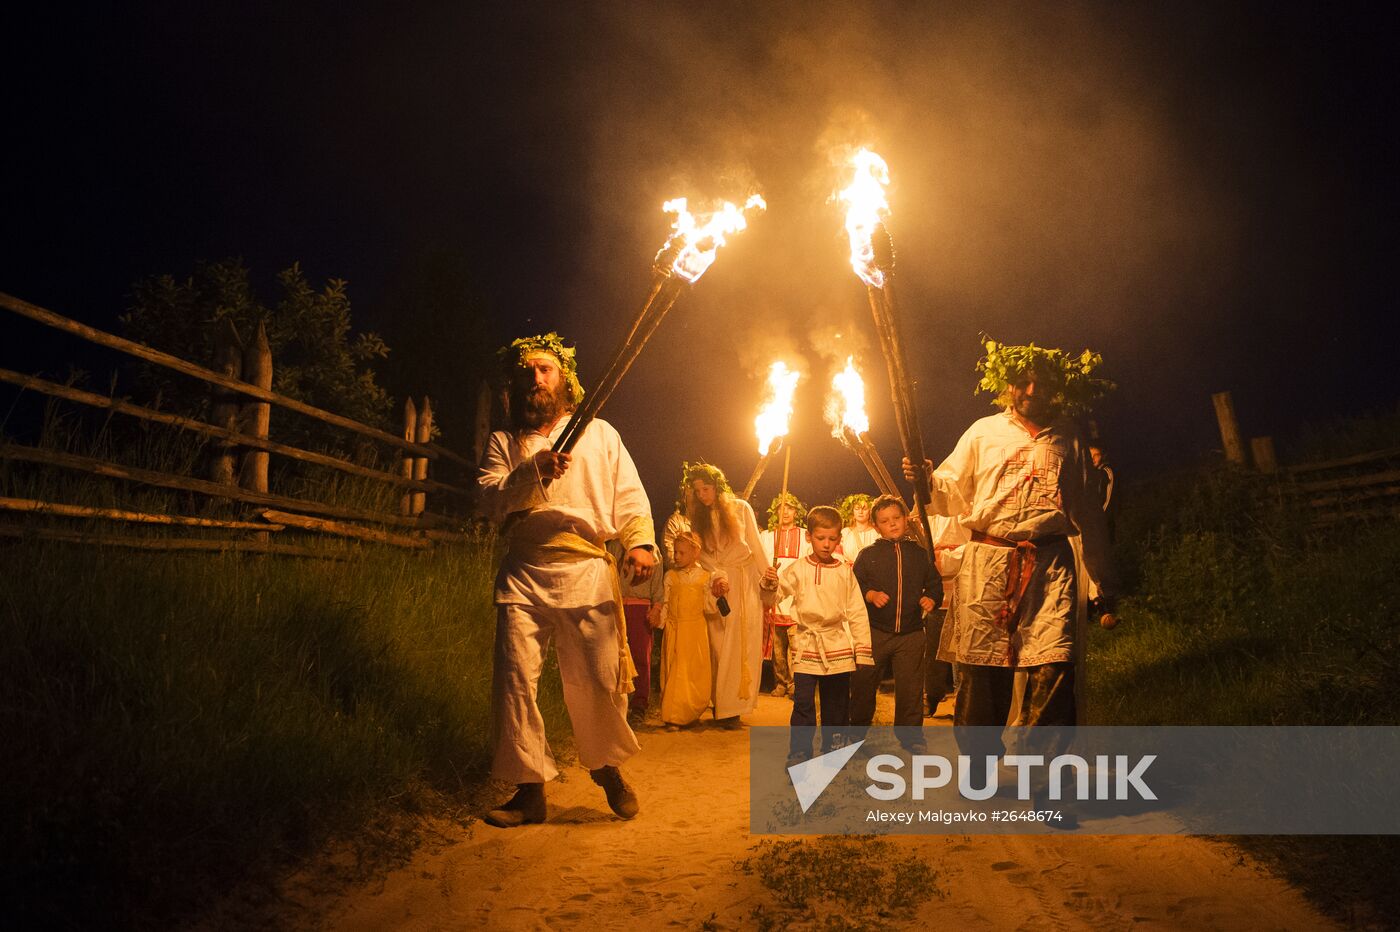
477;333;656;827
904;338;1119;758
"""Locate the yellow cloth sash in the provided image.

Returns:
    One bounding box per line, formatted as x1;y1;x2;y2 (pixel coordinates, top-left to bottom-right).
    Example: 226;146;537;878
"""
506;524;640;695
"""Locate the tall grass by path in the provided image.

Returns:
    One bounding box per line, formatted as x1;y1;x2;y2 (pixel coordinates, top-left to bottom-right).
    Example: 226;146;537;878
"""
0;538;569;928
1086;466;1400;727
1083;460;1400;928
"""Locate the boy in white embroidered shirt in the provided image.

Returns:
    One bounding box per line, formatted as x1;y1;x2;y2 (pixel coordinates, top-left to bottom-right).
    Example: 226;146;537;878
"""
761;506;873;764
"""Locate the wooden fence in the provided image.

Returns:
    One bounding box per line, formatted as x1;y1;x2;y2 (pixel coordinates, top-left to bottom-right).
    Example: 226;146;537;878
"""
1211;388;1398;528
1276;446;1400;528
0;290;479;557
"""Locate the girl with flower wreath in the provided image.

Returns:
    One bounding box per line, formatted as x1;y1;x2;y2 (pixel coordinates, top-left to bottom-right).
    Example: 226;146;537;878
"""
837;492;879;560
683;461;766;726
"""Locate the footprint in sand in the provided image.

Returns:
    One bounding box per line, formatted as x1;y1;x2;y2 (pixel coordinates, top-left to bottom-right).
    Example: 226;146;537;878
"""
990;860;1020;871
1064;890;1100;912
1165;895;1211;916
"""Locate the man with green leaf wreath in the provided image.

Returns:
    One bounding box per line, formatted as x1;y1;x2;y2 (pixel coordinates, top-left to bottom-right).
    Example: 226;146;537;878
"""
477;333;657;827
903;338;1119;749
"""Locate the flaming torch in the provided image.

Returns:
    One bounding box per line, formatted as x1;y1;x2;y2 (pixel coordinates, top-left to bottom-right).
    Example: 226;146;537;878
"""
826;355;926;546
828;355;881;489
837;148;935;549
553;193;766;455
740;360;800;501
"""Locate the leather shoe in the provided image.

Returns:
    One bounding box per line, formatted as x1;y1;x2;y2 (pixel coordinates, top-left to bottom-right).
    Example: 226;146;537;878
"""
484;782;546;828
590;765;640;820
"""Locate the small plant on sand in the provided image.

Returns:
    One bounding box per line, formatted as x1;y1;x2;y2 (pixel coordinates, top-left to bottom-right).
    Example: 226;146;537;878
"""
739;836;941;930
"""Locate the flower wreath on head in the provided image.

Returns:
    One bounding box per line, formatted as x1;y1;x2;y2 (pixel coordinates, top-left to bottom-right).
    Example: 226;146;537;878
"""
681;461;733;499
837;492;874;527
975;333;1114;418
496;332;585;407
765;492;808;531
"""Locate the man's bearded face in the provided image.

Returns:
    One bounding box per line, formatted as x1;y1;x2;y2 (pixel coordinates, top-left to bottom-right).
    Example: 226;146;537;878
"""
1009;367;1056;425
514;354;571;429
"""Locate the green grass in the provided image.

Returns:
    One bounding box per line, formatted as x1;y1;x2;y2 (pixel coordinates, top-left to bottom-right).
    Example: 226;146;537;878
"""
1087;465;1400;726
0;538;569;928
739;836;942;931
0;397;567;927
1084;461;1400;927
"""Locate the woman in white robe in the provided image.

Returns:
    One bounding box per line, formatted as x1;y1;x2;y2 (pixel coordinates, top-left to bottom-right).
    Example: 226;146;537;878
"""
683;462;765;724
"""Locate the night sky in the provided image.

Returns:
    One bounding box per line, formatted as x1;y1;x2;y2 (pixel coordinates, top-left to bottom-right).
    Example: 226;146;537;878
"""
4;2;1396;521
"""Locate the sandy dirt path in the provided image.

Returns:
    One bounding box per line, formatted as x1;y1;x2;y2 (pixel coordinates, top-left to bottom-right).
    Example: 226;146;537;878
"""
318;694;1336;930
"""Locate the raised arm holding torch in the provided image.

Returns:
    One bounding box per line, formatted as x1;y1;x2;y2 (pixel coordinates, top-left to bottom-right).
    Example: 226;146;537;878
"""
554;194;766;457
837;149;935;549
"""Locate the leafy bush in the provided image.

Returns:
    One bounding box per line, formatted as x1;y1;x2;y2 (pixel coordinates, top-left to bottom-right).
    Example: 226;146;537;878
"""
120;259;393;454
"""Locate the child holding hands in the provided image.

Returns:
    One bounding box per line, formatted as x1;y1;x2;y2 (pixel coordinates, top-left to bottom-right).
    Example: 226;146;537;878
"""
658;531;717;729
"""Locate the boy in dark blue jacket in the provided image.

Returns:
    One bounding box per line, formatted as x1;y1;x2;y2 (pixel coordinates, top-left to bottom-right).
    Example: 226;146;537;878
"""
851;495;940;752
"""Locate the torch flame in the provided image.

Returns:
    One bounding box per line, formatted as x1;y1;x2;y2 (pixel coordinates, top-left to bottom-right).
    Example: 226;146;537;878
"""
659;194;766;284
827;355;869;437
836;148;890;288
754;360;800;455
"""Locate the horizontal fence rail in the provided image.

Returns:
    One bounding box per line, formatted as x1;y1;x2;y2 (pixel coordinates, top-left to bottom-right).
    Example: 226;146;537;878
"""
0;525;351;559
0;496;285;531
1276;447;1400;528
1;289;484;555
0;443;425;526
0;290;470;466
0;367;471;496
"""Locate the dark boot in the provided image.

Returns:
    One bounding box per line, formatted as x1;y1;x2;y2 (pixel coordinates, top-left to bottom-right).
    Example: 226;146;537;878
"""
484;782;546;828
590;765;640;820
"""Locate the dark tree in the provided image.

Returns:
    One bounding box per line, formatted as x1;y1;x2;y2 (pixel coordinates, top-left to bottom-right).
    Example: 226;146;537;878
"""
121;259;393;455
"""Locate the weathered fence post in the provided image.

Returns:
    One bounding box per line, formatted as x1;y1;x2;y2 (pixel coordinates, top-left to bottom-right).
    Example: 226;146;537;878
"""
238;321;273;493
399;397;418;517
1211;391;1247;466
210;318;243;487
412;396;432;516
1251;436;1277;474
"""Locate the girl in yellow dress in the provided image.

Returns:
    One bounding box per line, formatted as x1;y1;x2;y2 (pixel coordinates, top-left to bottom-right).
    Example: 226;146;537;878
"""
659;531;717;729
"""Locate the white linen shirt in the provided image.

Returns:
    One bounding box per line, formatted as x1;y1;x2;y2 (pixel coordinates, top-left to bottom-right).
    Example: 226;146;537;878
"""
927;410;1115;594
477;416;653;608
770;556;874;675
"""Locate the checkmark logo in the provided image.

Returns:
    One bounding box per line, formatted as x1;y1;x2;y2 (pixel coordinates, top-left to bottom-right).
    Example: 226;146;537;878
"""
788;740;865;813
